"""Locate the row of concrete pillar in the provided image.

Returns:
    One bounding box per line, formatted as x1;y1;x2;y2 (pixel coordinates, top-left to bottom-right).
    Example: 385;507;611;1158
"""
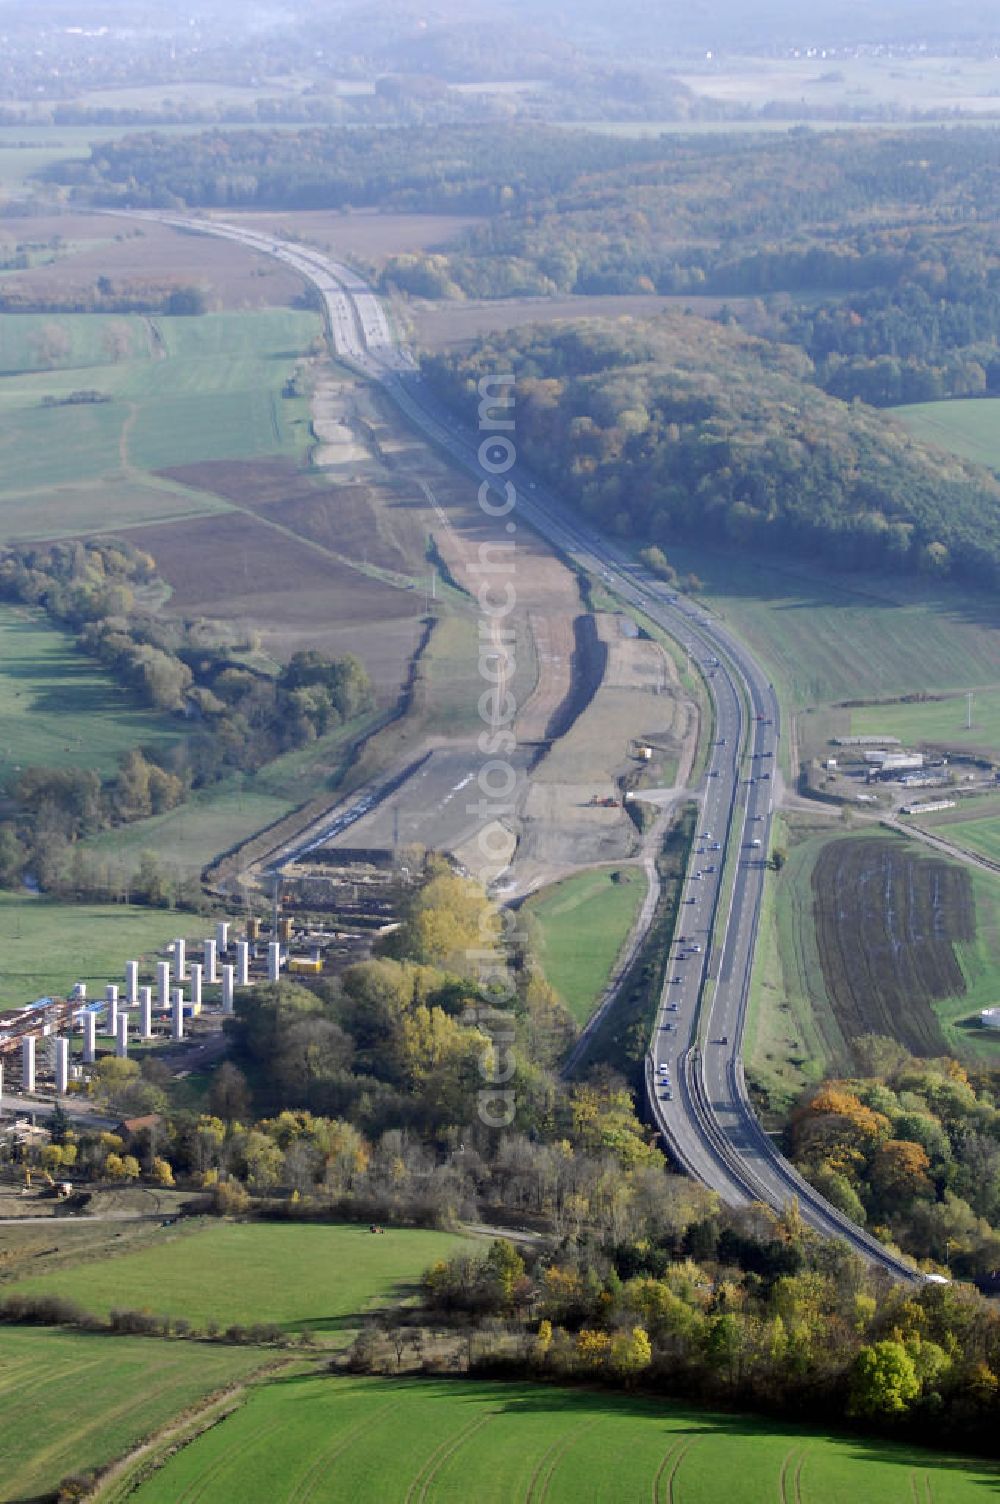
141;938;278;1010
18;919;284;1096
164;922;232;985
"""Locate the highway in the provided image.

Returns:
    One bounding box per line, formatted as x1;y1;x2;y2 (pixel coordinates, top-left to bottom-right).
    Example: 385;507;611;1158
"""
130;212;922;1283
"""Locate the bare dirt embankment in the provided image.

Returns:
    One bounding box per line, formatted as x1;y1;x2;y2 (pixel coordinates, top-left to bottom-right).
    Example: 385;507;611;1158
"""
184;357;589;890
511;614;697;893
214;208;484;269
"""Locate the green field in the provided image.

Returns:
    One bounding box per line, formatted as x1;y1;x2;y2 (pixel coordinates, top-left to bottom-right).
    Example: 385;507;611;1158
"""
0;892;190;1009
748;815;854;1105
0;604;185;785
82;781;295;880
921;808;1000;865
949;868;1000;1052
9;1222;474;1336
0;1325;266;1504
670;544;1000;710
525;866;648;1024
895;397;1000;470
0;308;319;541
852;689;1000;757
132;1374;1000;1504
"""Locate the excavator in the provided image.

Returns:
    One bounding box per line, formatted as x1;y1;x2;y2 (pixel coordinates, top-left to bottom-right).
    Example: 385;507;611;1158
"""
21;1168;72;1198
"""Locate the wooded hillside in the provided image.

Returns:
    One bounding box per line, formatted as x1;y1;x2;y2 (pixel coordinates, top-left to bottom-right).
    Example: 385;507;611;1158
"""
425;315;1000;585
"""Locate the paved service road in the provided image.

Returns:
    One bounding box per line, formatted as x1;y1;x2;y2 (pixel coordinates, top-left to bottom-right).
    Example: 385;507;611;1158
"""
127;213;922;1284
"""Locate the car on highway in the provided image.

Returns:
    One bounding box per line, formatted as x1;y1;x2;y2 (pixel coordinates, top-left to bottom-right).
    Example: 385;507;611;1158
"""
718;1034;728;1045
667;1002;679;1012
662;1088;673;1101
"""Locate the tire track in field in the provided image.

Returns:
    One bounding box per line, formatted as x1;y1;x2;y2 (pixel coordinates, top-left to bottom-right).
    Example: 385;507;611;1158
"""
404;1411;496;1504
651;1440;682;1503
909;1468;935;1504
659;1440;694;1504
524;1419;592;1504
0;1354;112;1492
289;1399;394;1504
0;1352;99;1397
26;1358;253;1500
778;1448;798;1504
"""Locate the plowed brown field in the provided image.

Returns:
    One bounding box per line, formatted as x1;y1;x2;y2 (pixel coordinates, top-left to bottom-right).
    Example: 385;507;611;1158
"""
812;837;972;1055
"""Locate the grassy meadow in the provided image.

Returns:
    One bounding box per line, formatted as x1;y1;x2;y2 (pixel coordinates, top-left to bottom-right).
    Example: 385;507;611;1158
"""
8;1221;475;1337
920;805;1000;865
81;706;382;879
670;545;1000;710
894;397;1000;471
131;1374;1000;1504
851;688;1000;758
0;1325;266;1504
0;891;187;1009
524;866;648;1024
0;604;185;784
948;868;1000;1053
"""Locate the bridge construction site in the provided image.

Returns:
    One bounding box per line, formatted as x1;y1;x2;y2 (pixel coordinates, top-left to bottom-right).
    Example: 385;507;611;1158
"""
0;904;384;1107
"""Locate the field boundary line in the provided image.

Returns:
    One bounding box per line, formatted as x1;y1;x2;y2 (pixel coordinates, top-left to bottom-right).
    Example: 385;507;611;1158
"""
88;1355;293;1504
30;1361;222;1488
